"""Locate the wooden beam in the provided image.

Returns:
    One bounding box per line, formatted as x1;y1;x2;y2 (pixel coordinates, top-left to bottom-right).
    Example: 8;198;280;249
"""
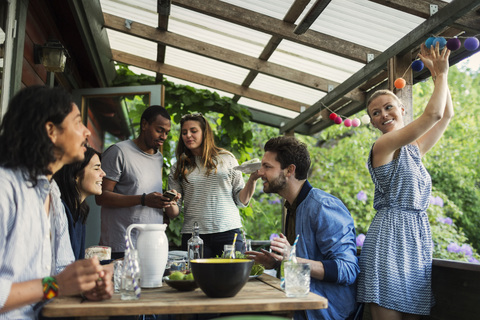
104;13;340;93
68;0;117;87
172;0;381;63
370;0;480;33
155;0;171;83
234;0;310;101
111;49;308;113
294;0;332;35
280;0;480;134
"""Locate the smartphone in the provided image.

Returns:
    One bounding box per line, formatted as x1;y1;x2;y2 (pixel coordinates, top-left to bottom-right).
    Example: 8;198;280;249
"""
164;190;176;201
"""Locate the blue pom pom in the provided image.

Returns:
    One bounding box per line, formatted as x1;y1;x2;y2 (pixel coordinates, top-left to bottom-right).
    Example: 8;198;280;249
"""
425;37;435;48
411;60;424;72
432;37;447;49
464;37;479;51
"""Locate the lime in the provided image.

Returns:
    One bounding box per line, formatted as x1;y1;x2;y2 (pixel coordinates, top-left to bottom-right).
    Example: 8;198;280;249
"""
169;271;185;280
184;273;194;280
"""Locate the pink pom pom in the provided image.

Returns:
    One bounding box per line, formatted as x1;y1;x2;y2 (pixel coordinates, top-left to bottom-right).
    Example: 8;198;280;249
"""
344;119;352;127
334;116;343;124
352;118;360;127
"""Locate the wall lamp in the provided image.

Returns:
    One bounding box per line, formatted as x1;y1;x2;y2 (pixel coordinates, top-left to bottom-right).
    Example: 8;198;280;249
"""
34;39;69;72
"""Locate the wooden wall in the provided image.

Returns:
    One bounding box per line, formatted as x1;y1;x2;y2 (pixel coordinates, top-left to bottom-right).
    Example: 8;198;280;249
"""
22;0;104;149
361;259;480;320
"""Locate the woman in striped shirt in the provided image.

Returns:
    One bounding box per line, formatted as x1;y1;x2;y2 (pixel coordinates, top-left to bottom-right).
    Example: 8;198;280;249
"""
166;113;259;258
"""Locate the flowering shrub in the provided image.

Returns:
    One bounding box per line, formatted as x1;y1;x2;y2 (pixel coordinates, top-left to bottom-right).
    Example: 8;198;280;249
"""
352;190;479;264
428;191;480;263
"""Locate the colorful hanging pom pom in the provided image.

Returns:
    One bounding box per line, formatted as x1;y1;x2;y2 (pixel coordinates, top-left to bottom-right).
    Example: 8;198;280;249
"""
411;60;424;72
394;78;406;89
352;118;361;127
334;116;343;124
361;114;370;125
329;113;337;121
344;119;352;127
446;38;462;51
464;37;479;51
425;37;435;48
432;37;447;49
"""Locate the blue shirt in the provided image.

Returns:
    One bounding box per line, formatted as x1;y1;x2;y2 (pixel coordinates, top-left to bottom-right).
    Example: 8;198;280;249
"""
0;167;74;319
294;180;359;320
63;200;86;260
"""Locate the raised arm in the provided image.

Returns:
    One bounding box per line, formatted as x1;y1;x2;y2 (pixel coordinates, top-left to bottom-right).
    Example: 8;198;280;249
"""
238;171;260;205
373;43;451;163
416;44;454;156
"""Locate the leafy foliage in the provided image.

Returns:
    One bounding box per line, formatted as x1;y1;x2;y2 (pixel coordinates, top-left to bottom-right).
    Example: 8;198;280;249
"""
112;63;479;263
113;64;254;246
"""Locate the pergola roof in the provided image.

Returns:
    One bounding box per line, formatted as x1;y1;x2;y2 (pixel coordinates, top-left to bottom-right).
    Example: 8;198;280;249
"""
98;0;480;135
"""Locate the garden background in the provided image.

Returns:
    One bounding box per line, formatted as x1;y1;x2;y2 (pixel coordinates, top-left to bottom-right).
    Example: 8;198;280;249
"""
112;61;480;264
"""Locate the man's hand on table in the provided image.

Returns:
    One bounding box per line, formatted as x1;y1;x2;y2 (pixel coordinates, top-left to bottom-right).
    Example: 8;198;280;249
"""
55;257;113;300
246;249;283;270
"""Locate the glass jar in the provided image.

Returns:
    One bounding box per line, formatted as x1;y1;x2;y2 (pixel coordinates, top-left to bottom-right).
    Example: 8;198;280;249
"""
121;249;141;300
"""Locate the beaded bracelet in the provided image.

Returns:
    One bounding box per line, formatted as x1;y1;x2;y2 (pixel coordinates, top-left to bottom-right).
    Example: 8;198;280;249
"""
42;276;59;300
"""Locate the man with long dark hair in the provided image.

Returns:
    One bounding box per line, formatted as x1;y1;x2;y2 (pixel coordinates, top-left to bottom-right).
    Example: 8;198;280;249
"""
0;86;113;319
96;105;179;259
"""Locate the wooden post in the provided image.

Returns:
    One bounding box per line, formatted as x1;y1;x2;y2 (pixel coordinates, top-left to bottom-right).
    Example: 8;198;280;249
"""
388;52;413;124
281;130;295;234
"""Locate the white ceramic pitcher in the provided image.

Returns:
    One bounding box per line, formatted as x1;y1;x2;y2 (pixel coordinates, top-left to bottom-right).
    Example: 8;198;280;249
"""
126;223;168;288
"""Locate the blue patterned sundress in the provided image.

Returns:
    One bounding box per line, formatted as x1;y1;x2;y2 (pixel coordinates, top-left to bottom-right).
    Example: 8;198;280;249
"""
357;144;434;315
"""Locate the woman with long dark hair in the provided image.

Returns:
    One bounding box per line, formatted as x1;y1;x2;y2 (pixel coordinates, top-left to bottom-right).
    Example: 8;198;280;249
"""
54;147;105;260
165;113;259;257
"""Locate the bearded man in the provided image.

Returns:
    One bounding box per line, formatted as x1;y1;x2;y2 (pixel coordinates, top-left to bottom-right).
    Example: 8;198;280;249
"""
247;136;360;320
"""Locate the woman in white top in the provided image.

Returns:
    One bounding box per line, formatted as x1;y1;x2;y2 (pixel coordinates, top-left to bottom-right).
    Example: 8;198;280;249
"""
165;113;259;257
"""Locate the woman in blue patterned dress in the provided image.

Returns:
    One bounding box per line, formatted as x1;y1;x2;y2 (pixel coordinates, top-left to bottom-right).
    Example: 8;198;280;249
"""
357;42;453;319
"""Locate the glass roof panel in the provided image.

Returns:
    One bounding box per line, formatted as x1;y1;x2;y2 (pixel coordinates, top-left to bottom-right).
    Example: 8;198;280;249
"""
250;74;326;106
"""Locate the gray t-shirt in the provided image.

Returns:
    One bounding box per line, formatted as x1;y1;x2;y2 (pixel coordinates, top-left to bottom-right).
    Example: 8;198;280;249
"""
99;140;164;252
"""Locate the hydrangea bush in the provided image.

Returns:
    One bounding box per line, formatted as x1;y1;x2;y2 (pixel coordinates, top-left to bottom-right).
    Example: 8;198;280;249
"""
355;190;479;263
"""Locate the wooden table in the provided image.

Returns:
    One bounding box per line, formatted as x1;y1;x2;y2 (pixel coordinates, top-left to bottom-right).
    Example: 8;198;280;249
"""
42;274;328;318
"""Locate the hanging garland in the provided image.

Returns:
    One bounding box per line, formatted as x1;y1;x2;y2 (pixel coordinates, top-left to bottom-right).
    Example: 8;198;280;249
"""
326;33;479;127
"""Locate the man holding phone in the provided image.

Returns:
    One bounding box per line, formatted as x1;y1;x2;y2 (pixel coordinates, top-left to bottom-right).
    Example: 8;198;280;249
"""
96;105;180;259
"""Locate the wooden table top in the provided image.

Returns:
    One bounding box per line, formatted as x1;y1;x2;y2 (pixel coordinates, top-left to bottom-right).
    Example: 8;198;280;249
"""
42;274;328;318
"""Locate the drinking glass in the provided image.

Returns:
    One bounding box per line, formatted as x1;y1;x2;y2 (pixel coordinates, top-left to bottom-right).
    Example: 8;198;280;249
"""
113;259;123;293
223;244;236;259
121;250;141;300
284;262;310;298
245;239;252;252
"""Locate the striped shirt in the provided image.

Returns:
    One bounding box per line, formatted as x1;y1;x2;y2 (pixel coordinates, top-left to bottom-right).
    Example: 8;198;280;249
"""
0;167;74;319
168;152;245;235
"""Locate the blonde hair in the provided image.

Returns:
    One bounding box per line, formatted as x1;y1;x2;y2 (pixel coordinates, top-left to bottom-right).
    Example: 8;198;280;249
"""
366;89;403;117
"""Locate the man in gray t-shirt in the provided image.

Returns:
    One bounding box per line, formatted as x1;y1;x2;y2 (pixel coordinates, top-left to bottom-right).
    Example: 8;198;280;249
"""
96;105;180;258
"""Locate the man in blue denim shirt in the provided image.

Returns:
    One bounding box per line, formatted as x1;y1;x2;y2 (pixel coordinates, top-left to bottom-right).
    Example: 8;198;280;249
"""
247;136;359;320
0;86;113;319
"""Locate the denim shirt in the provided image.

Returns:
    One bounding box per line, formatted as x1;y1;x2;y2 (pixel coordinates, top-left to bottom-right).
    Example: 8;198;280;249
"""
294;181;359;320
0;167;74;319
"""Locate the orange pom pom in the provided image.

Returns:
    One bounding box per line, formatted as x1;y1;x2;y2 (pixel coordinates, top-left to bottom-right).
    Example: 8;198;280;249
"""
394;78;406;89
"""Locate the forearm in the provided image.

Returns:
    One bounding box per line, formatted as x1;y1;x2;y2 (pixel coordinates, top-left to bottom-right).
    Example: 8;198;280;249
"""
424;73;448;120
297;257;325;281
443;86;454;119
238;176;258;205
1;280;43;313
95;191;142;208
164;202;180;219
